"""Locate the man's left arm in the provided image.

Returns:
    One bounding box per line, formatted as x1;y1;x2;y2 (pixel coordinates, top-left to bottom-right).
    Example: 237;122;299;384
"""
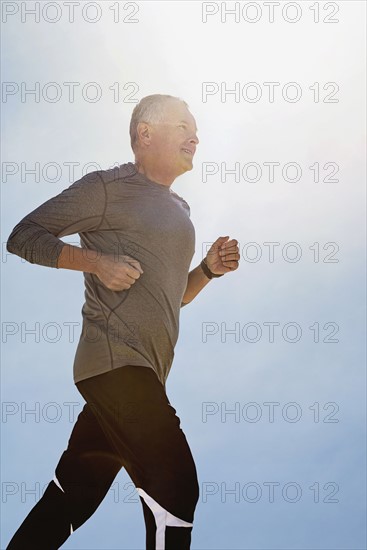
181;236;240;306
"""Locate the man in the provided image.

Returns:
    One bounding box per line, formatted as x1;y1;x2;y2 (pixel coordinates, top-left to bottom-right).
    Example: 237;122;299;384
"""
6;94;240;549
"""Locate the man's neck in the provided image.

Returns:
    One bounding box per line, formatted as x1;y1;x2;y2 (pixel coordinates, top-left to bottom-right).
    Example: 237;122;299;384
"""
134;160;175;188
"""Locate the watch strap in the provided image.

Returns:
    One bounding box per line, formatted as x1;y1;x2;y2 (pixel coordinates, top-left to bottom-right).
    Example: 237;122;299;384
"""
200;257;224;279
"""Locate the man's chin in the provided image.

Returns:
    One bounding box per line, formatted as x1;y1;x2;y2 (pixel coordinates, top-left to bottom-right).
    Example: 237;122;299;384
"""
182;157;194;170
179;163;193;176
173;157;194;177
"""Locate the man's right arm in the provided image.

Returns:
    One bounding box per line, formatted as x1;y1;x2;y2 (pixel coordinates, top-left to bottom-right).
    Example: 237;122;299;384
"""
7;172;143;291
6;171;106;269
56;243;100;273
6;172;144;290
56;243;143;291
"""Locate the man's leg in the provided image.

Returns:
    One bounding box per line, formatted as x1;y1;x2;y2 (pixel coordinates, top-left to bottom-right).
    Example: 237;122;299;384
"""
77;365;200;550
6;400;123;549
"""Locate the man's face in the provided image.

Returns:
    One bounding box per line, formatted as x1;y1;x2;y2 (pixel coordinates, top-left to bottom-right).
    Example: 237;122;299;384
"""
141;101;199;177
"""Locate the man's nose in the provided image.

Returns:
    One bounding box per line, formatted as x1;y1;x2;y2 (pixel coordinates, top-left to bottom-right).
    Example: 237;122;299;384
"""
190;134;199;145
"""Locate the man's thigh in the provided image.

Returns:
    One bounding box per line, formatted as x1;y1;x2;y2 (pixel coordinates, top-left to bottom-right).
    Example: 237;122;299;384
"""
54;399;123;528
76;365;200;523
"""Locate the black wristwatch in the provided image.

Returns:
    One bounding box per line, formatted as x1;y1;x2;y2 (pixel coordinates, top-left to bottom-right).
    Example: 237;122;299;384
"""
200;257;224;279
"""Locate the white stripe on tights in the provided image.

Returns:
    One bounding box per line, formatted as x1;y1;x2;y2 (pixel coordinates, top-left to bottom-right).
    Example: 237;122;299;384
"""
53;475;74;535
137;487;193;550
53;474;64;492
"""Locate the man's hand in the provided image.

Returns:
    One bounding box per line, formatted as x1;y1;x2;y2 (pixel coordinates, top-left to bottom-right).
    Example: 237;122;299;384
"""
205;236;240;276
95;253;144;291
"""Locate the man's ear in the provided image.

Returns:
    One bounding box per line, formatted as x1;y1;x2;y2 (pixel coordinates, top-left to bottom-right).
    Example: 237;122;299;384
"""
136;122;152;146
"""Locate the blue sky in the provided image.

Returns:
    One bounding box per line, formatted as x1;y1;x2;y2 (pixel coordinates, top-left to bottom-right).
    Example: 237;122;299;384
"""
1;1;366;549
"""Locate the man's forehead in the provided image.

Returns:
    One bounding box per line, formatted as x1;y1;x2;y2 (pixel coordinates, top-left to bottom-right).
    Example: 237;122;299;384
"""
164;103;197;125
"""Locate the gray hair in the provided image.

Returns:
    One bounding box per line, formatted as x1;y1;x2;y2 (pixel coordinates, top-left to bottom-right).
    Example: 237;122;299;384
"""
129;94;188;152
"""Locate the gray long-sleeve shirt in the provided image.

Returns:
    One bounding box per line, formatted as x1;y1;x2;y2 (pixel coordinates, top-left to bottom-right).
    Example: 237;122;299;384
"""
6;162;195;387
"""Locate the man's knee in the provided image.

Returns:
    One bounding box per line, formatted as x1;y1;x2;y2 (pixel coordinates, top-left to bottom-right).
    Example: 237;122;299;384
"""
53;473;106;530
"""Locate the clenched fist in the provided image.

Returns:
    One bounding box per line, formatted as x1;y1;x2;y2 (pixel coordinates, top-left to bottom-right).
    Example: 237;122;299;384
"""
95;253;144;291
